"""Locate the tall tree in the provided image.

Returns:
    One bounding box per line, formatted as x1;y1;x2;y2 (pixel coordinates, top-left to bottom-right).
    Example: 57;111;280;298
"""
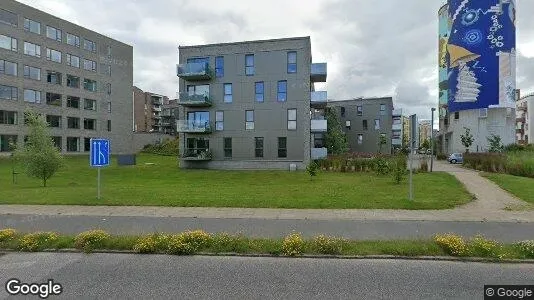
14;111;63;187
324;108;348;155
377;134;387;154
460;127;474;153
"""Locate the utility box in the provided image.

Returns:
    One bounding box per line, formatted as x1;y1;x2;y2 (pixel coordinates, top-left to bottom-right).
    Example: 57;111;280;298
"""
289;163;297;172
117;154;136;166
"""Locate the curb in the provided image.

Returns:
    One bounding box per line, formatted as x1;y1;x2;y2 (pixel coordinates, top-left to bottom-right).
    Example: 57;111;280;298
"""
2;249;534;264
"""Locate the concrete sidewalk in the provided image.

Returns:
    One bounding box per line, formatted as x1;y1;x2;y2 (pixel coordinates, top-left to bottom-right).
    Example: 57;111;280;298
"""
0;160;532;222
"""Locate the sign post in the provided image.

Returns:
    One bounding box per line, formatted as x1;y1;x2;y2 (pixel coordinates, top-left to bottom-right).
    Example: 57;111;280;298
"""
408;114;417;201
90;138;110;199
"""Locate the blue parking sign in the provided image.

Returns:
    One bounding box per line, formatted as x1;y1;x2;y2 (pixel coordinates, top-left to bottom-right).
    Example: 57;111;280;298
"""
90;138;110;167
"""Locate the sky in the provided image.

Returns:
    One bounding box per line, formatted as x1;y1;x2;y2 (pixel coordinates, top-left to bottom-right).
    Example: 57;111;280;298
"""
18;0;534;121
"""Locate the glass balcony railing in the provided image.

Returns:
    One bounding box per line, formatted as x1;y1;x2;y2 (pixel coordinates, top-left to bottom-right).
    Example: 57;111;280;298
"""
176;120;212;133
311;91;327;107
311;63;327;82
311;119;327;132
178;92;212;106
311;147;327;160
176;62;212;80
182;149;212;161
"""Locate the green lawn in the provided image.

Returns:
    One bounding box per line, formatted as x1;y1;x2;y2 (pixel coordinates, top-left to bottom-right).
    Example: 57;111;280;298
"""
0;154;472;209
482;173;534;204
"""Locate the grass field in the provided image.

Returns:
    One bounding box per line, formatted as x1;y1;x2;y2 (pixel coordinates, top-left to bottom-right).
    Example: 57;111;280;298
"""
0;154;473;209
482;173;534;204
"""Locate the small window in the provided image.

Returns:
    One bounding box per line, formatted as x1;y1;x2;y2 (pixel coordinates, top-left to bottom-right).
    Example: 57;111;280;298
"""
287;51;297;73
345;120;351;129
24;89;41;104
0;60;17;76
287;109;297;130
52;136;61;150
46;48;62;63
46;26;62;42
278;137;287;158
216;111;224;131
67;96;80;108
67;117;80;129
66;137;79;152
255;137;264;158
46;71;62;85
255;82;264;102
246;110;254;130
83;79;97;92
107;83;112;95
358;134;363;144
66;54;80;68
374;119;380;130
454;111;459;120
341;107;346;118
24;18;40;34
66;33;80;47
46;115;61;128
24;65;41;80
84;118;96;130
215;56;224;77
0;8;17;27
106;45;111;56
83;39;96;52
224;137;232;158
0;34;17;51
223;83;232;103
479;108;488;118
46;92;62;106
107;120;111;132
24;42;41;57
107;102;111;113
0;111;17;125
363;120;368;130
277;80;287;102
0;85;18;101
357;106;363;116
83;59;97;72
66;74;80;88
84;98;97;111
84;138;91;152
245;54;254;75
380;104;386;115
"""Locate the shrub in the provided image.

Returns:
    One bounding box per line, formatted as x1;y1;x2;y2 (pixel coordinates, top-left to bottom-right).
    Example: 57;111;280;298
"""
282;232;304;256
436;154;447;161
463;153;506;173
166;230;211;255
133;234;170;254
515;240;534;258
141;138;179;156
391;155;407;184
312;235;346;255
419;159;428;173
210;233;248;253
74;230;111;252
0;228;17;242
373;158;391;175
19;232;59;252
468;235;501;258
179;230;212;250
434;233;467;256
306;161;319;179
167;234;196;255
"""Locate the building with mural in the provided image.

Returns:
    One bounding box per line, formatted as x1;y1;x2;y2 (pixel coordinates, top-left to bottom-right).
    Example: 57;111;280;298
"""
437;0;516;154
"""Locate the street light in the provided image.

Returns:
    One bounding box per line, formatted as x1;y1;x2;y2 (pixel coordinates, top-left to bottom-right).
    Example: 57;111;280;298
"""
430;107;436;172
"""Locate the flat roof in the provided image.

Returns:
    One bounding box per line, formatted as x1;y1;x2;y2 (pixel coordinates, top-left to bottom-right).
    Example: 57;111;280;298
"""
179;36;311;49
328;97;393;103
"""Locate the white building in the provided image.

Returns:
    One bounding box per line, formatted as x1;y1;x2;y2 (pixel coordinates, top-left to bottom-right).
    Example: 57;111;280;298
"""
516;93;534;144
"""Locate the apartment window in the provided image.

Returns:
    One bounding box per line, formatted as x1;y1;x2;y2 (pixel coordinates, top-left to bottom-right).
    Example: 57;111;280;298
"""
287;51;297;73
24;89;41;104
340;107;346;118
254;137;264;158
255;82;264;102
358;134;363;144
66;74;80;88
84;138;91;152
106;45;111;56
83;39;96;52
46;26;62;42
46;115;61;128
52;137;61;150
46;92;62;106
0;85;17;101
363;120;368;130
83;79;97;92
0;60;17;76
107;102;111;113
46;71;62;85
24;42;41;57
0;9;18;27
288;109;297;130
83;59;97;72
66;33;80;47
84;98;97;111
454;111;459;120
23;66;40;80
374;119;380;130
66;137;79;152
24;18;40;34
346;121;351;129
245;54;254;75
392;117;401;125
314;133;324;148
0;110;17;125
224;137;232;158
46;48;62;63
106;83;112;95
67;96;80;108
245;110;254;130
278;137;287;158
357;106;363;116
84;118;96;130
0;35;17;51
215;56;224;77
215;111;224;131
380;104;386;116
277;80;287;102
0;135;17;152
67;117;80;129
223;83;232;103
107;120;111;132
66;54;80;68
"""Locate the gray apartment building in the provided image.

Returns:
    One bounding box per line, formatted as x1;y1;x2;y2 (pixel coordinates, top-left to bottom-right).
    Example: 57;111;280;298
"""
0;0;133;154
133;86;169;133
176;36;327;169
327;97;393;154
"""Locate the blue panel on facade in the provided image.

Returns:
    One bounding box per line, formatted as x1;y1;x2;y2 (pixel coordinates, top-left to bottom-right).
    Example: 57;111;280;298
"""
447;0;516;113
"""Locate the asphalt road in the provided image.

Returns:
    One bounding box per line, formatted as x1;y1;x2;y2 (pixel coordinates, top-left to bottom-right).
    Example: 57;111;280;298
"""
1;214;534;242
1;253;533;299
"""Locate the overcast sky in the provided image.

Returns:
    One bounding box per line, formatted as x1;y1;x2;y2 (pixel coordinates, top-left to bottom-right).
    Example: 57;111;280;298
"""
18;0;534;120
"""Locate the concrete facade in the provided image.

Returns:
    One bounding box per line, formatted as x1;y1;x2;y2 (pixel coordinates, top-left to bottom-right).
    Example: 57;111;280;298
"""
0;0;133;154
327;98;393;154
516;93;533;144
133;86;169;133
176;36;326;170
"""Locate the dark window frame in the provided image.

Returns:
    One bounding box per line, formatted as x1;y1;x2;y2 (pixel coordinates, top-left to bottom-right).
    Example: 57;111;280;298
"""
278;137;287;158
224;137;232;158
255;137;264;158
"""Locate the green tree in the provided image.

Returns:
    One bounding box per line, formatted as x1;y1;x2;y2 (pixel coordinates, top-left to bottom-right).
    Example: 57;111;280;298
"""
14;111;63;187
487;134;504;153
377;134;387;154
421;139;430;150
324;108;348;155
306;161;319;181
460;127;474;153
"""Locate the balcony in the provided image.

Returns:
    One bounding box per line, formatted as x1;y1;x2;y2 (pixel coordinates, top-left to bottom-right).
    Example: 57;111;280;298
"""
392;138;402;145
181;149;212;161
310;63;327;82
516;117;525;123
178;92;212;107
516;128;524;134
311;147;327;160
176;120;212;133
153;106;162;112
311;91;327;108
392;123;402;131
311;119;327;132
176;62;212;81
518;105;527;111
392;109;403;117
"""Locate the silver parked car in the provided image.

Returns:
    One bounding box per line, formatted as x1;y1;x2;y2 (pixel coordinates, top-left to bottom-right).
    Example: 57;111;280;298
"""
447;153;463;164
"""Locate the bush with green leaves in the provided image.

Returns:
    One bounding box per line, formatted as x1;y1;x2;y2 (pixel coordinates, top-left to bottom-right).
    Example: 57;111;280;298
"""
306;161;319;180
391;155;407;184
515;240;534;258
373;158;391;175
312;235;346;255
434;233;467;256
142;138;179;156
133;234;170;254
282;232;304;256
0;228;17;242
74;230;111;252
19;232;59;252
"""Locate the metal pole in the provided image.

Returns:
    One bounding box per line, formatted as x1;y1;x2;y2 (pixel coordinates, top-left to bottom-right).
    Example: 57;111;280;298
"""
97;167;101;199
430;108;435;172
409;141;413;201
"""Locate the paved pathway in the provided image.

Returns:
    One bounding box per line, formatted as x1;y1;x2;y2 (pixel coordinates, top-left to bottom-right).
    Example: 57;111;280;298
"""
0;160;533;222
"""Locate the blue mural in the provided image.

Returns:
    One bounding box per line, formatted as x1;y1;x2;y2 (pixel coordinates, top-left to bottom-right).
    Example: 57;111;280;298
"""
447;0;516;113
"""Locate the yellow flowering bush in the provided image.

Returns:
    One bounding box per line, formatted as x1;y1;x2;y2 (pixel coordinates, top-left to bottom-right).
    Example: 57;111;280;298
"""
166;230;211;255
282;232;304;256
434;233;467;256
468;235;501;257
0;228;17;242
515;240;534;258
313;235;346;255
19;232;59;252
74;230;111;252
133;234;170;254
